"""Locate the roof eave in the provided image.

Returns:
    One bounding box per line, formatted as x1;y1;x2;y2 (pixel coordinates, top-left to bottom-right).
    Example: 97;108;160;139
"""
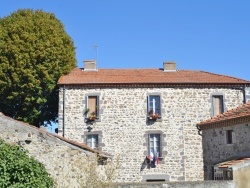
57;82;250;87
198;115;250;130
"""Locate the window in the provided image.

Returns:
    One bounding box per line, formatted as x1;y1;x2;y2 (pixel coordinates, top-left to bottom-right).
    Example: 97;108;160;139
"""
149;134;161;157
148;95;161;118
143;131;166;163
86;96;99;118
86;134;98;149
84;131;104;151
212;95;224;116
226;130;233;144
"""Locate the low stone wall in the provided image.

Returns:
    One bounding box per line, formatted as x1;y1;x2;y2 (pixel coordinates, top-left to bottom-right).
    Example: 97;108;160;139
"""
0;112;239;188
112;181;234;188
0;113;101;188
233;160;250;188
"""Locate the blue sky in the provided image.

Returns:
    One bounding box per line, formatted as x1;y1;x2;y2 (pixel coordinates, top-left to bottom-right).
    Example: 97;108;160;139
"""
1;1;250;132
1;1;249;79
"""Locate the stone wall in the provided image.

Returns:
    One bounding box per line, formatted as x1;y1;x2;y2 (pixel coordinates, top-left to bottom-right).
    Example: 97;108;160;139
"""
202;122;250;180
58;86;244;182
112;181;234;188
0;113;102;188
233;160;250;188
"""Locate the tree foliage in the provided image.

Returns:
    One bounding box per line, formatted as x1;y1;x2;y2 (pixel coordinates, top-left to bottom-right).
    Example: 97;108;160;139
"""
0;139;54;187
0;9;76;126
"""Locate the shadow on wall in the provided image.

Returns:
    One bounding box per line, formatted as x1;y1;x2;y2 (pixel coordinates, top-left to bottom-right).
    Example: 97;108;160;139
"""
140;156;157;172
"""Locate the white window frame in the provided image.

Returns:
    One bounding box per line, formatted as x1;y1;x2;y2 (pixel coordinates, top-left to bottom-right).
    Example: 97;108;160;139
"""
86;134;98;149
147;95;161;116
149;134;161;157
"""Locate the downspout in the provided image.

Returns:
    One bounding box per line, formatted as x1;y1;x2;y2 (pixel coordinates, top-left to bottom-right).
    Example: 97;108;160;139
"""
243;84;246;104
63;85;65;137
230;84;246;104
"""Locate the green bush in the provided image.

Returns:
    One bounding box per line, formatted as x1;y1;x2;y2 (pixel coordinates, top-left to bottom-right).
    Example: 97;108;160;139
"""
0;139;54;188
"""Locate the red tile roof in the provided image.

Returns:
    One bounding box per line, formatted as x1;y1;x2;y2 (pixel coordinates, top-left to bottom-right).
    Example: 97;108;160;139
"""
215;157;250;169
197;102;250;130
58;68;250;86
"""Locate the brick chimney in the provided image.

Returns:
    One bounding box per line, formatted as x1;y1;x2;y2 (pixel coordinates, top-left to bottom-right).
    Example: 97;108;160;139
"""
84;60;97;71
163;62;176;72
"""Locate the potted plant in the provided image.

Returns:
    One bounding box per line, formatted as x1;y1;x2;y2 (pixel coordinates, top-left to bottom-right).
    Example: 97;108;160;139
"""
85;108;90;115
89;112;97;121
148;110;159;120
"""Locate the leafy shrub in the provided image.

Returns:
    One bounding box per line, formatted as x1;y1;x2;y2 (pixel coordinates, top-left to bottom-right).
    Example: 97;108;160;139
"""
0;139;54;187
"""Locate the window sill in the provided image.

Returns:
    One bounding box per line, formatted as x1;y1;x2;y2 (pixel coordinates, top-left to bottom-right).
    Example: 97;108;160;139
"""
147;156;163;160
147;156;164;166
84;117;100;124
147;117;162;122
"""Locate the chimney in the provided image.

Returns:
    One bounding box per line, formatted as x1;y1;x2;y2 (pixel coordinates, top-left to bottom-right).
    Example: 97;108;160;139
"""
84;60;97;71
163;62;176;72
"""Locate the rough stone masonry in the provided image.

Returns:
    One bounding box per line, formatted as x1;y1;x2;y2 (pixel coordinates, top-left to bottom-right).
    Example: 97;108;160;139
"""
58;86;245;182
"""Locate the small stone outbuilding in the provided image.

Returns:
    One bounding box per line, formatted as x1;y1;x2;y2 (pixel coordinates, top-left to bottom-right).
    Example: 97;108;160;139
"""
197;102;250;188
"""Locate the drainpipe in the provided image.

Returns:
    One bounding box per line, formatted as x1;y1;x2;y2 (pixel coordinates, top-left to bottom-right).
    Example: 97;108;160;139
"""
231;85;246;104
63;85;65;137
243;84;246;104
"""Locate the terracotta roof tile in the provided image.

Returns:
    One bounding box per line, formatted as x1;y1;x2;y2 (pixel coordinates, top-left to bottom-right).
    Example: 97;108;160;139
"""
216;157;250;169
58;68;250;85
198;102;250;129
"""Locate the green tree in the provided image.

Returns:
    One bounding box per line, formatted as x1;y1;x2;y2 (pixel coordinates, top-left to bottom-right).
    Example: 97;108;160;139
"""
0;9;76;126
0;139;54;187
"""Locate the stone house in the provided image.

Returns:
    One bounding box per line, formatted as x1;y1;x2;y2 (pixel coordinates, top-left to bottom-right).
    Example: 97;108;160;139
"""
0;112;110;187
57;60;250;182
197;102;250;188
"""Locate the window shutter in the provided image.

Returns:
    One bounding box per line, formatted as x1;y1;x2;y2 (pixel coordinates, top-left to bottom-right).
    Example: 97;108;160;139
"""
219;97;224;114
96;95;99;117
88;96;97;115
159;134;162;157
232;131;236;144
148;134;150;155
213;96;224;116
85;96;89;117
147;96;150;116
86;135;92;147
158;96;161;116
214;97;219;116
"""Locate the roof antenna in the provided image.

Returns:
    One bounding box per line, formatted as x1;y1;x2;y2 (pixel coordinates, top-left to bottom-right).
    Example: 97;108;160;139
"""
89;45;98;63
